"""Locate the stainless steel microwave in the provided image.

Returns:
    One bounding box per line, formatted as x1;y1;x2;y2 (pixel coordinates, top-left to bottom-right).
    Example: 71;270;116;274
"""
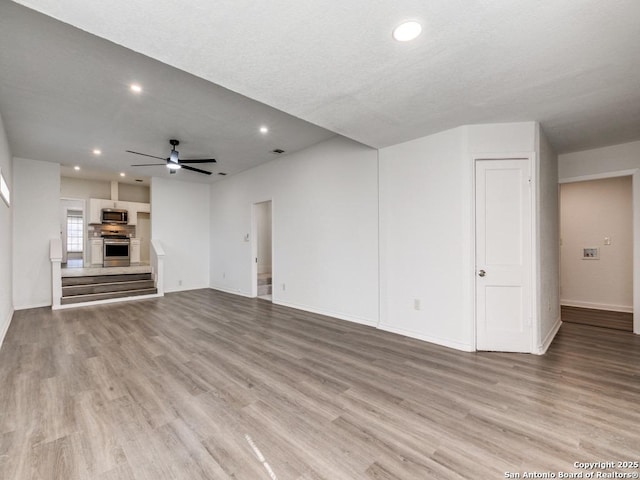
101;208;128;224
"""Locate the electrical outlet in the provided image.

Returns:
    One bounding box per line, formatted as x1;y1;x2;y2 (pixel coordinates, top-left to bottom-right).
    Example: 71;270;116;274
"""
222;272;226;279
282;283;286;291
414;299;420;310
178;280;182;286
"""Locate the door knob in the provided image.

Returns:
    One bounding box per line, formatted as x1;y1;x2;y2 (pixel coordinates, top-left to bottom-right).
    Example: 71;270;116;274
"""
478;269;486;277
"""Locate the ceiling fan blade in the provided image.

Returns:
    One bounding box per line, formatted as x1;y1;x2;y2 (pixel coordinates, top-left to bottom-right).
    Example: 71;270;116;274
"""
131;163;165;167
181;165;212;175
126;150;167;160
179;158;217;164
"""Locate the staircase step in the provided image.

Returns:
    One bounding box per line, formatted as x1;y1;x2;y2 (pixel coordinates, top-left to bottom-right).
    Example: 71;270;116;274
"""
62;273;152;286
258;273;272;286
62;279;156;297
258;284;272;296
61;287;158;305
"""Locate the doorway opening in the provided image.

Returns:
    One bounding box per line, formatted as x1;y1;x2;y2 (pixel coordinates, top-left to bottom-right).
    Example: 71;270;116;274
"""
60;198;86;268
559;176;633;331
252;200;273;301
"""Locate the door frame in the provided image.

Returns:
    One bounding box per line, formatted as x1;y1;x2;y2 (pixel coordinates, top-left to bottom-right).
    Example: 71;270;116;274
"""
60;197;87;265
471;153;537;352
559;168;639;335
250;199;274;298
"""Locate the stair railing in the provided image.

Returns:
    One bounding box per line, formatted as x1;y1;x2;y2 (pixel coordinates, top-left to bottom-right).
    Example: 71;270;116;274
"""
50;238;62;309
151;239;165;296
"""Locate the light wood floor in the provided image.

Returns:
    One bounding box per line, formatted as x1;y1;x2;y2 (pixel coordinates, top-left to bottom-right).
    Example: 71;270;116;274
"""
1;290;639;479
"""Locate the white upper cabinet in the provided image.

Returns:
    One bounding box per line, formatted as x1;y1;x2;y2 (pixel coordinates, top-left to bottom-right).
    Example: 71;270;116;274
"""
89;199;150;225
88;198;116;224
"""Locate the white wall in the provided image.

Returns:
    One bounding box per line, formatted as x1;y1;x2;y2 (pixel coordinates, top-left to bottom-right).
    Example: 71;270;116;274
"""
537;126;560;351
560;177;633;312
379;127;471;349
12;158;60;309
151;177;210;292
119;182;150;203
210;136;379;325
60;176;111;199
61;177;149;203
0;112;13;346
380;122;542;352
559;140;640;179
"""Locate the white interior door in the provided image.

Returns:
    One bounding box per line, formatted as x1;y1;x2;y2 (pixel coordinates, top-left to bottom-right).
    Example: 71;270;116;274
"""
476;158;532;352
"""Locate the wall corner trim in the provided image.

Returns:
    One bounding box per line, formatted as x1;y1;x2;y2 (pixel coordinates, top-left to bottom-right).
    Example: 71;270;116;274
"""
536;316;562;355
0;308;14;350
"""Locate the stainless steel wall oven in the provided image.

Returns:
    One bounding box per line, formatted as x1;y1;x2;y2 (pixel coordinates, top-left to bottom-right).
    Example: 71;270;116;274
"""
103;236;130;267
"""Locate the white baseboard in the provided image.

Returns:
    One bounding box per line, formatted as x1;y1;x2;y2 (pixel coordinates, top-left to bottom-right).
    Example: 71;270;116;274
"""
274;300;377;327
0;307;14;350
209;285;254;298
377;323;474;352
536;316;562;355
14;301;51;311
164;284;209;294
561;299;633;313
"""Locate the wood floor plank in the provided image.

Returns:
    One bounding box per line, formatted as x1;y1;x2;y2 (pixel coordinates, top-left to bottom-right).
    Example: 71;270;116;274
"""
562;305;633;331
1;289;639;479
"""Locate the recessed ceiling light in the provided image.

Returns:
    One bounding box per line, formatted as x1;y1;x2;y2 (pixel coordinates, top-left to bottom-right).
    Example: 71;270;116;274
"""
135;179;143;182
74;166;80;171
259;126;269;134
92;149;102;155
130;84;142;93
218;172;227;176
120;172;125;177
392;21;422;42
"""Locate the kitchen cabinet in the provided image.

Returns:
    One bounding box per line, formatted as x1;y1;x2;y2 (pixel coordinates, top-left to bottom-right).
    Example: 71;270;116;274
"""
88;198;116;224
90;238;103;266
130;238;141;264
124;202;138;226
88;199;150;226
119;201;150;226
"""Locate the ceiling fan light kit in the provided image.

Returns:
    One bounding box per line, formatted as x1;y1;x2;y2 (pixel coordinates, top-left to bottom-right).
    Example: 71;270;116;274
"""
128;139;216;176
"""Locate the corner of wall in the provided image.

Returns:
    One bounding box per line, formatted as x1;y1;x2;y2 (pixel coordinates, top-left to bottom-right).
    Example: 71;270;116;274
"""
536;316;562;355
0;111;14;349
0;307;13;350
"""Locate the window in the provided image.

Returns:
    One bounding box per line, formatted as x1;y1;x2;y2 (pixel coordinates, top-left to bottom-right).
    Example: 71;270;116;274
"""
66;213;84;253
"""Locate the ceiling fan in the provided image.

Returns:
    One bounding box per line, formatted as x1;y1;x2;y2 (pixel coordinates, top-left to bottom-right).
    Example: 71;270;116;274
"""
128;139;216;175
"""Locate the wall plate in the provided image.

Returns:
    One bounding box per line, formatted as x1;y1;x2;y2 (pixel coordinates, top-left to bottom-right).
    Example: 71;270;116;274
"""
582;247;599;260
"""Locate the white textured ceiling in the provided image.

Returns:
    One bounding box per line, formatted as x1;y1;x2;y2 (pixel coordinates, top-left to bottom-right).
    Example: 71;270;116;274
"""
0;2;335;183
2;1;640;184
